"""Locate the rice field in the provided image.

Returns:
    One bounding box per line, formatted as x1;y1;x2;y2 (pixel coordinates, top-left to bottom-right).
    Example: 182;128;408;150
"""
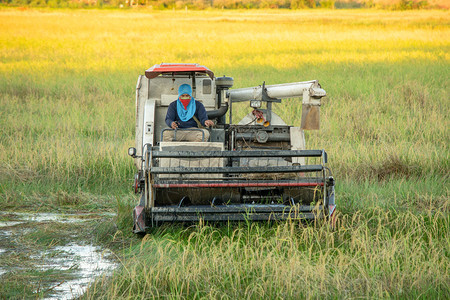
85;209;449;299
0;7;449;299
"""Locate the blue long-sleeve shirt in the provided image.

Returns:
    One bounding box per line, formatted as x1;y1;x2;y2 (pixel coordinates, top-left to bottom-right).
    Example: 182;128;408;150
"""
165;100;208;128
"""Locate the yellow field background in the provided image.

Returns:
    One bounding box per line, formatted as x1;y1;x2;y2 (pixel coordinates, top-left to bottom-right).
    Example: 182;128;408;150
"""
0;8;449;298
1;8;448;192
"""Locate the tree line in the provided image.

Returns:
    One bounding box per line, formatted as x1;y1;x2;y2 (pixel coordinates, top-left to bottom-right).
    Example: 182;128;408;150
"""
0;0;444;10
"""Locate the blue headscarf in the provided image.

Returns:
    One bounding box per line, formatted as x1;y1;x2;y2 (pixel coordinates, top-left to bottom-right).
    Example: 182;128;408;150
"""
176;84;196;122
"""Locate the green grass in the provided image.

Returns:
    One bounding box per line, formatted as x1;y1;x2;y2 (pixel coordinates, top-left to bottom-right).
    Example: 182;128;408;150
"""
0;268;78;299
0;7;449;299
81;178;449;299
84;208;449;299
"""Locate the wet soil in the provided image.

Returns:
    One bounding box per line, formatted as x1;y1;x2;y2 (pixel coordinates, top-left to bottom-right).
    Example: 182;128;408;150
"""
0;211;117;299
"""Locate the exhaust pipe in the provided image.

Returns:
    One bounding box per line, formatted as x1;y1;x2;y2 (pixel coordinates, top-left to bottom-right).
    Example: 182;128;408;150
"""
207;102;228;119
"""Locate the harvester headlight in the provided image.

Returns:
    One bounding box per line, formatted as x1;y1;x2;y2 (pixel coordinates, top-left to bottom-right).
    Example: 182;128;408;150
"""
250;100;261;108
128;147;137;158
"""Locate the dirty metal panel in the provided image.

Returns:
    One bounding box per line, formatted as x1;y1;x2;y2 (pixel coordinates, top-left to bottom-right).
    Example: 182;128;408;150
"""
151;204;320;213
151;165;323;174
153;212;319;222
142;99;156;147
151;149;324;158
152;181;324;188
301;104;320;130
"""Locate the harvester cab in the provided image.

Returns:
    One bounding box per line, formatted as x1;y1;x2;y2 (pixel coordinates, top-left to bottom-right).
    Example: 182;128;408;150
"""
128;63;335;233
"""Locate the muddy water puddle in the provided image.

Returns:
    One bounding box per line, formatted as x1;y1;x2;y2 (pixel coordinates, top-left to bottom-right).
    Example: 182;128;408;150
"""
0;211;117;299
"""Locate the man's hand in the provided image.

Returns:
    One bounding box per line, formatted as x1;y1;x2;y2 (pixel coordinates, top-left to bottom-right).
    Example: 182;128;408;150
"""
204;120;214;127
171;121;178;129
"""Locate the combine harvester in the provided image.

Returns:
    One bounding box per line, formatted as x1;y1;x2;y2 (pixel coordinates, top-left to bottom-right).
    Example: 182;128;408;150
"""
128;63;335;233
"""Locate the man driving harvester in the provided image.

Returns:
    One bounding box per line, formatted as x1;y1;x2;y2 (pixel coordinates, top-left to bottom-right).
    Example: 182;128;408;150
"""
163;83;214;142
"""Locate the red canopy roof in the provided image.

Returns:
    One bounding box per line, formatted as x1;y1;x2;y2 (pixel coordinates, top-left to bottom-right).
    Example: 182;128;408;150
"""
145;63;214;79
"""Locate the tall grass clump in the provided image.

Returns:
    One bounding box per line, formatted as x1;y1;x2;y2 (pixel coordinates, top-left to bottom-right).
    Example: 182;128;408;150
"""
85;205;449;299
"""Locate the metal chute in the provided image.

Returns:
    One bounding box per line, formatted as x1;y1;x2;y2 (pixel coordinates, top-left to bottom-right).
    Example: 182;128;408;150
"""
228;80;326;130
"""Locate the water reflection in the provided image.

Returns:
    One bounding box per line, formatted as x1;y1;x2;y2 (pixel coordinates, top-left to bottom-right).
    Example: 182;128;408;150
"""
0;211;117;299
